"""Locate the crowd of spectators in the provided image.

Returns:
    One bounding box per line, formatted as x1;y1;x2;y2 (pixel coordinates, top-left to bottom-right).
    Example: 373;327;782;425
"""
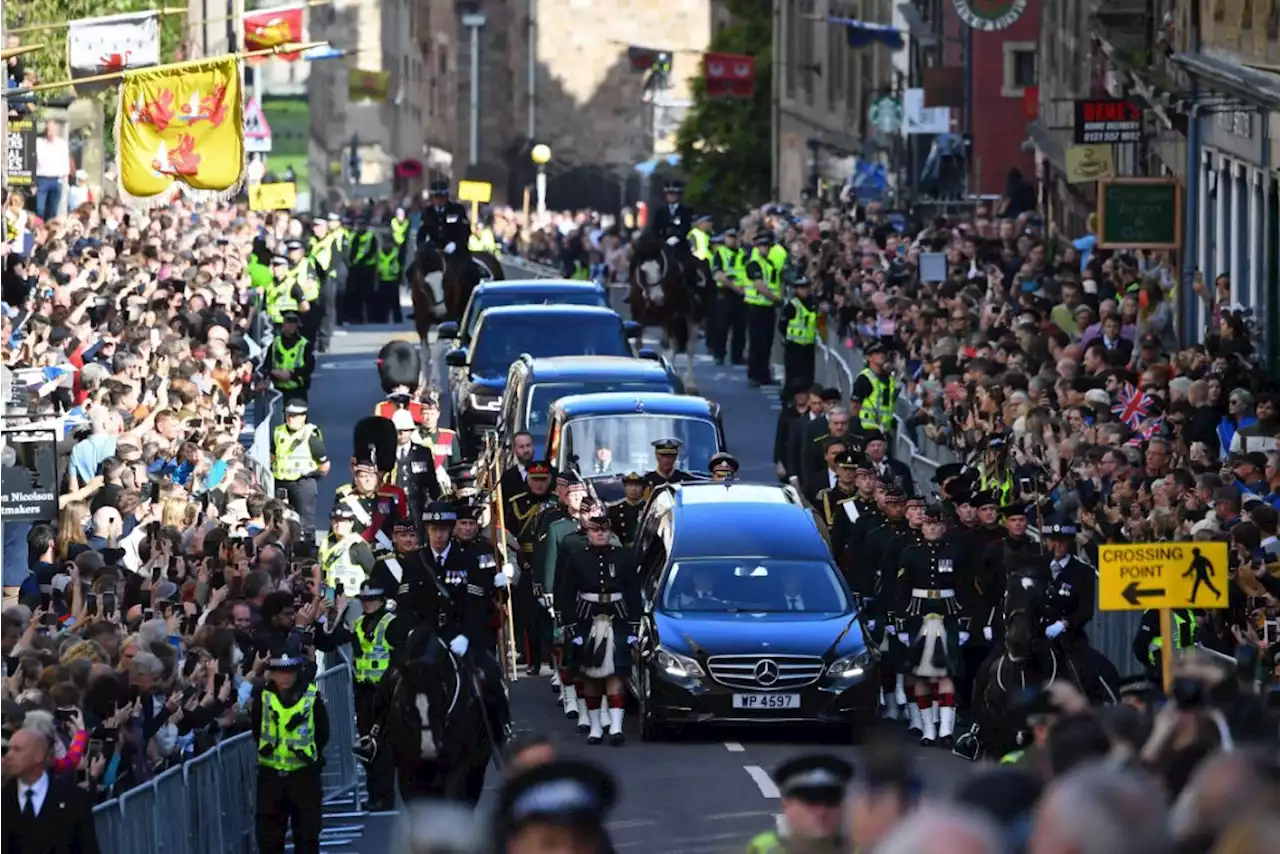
0;189;343;804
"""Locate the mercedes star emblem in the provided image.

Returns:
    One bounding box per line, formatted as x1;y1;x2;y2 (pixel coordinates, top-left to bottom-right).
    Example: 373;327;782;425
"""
754;659;780;686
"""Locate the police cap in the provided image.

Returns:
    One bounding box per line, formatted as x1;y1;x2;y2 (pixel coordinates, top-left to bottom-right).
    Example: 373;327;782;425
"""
708;452;740;475
753;233;774;247
284;397;308;415
357;581;386;600
422;501;458;524
652;438;683;455
772;754;854;802
834;451;860;469
280;309;301;323
326;212;342;223
620;471;645;484
663;180;684;194
429;180;450;195
709;233;724;245
527;460;553;478
496;759;616;833
271;255;289;267
285;239;304;252
330;504;356;520
267;654;305;671
1042;517;1077;538
863;341;887;357
722;228;739;238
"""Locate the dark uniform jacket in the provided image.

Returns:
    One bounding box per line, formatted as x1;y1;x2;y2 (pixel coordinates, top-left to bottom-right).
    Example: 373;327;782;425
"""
392;442;446;523
417;202;471;252
786;412;826;479
430;540;497;650
816;486;866;577
498;466;529;525
643;468;696;499
1042;554;1097;642
863;517;913;606
606;499;645;547
334;483;409;550
979;534;1043;629
560;543;642;642
867;455;915;498
896;537;967;617
510;492;558;552
646;202;695;244
249;679;331;770
369;548;443;630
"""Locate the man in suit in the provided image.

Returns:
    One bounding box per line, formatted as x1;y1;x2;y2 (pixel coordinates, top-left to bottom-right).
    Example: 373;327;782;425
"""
804;434;854;508
862;429;914;497
499;431;536;524
2;727;100;854
785;386;837;481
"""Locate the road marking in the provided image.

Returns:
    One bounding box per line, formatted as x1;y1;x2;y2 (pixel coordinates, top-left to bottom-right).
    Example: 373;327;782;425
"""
707;809;775;820
319;361;370;371
744;764;780;798
608;818;656;830
723;741;745;752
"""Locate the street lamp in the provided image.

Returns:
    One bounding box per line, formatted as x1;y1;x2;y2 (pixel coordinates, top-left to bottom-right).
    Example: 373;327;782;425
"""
531;143;551;218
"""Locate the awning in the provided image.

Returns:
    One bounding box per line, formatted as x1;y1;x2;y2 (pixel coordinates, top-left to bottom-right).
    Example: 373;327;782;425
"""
1025;120;1067;167
634;154;680;176
828;17;905;51
1171;52;1280;109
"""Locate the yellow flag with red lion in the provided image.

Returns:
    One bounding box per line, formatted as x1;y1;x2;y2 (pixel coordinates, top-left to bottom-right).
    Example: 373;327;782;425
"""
117;57;244;201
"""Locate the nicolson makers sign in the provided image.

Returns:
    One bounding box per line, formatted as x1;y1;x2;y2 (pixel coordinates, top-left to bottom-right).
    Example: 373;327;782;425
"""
1074;99;1144;145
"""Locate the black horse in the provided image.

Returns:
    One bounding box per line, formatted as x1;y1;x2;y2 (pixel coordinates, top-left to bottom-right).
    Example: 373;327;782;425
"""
628;231;702;393
382;627;496;806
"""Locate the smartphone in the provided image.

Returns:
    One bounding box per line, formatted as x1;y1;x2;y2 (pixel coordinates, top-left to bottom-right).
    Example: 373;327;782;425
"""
213;673;228;695
101;592;117;616
322;585;336;605
143;607;154;621
88;739;104;761
167;635;182;654
275;488;288;502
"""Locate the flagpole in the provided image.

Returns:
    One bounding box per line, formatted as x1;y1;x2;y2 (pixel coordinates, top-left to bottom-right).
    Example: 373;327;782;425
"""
8;0;333;37
0;44;47;61
2;41;329;97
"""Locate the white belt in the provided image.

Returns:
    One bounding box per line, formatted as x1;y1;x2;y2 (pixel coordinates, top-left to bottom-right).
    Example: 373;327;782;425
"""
579;593;623;603
911;588;956;599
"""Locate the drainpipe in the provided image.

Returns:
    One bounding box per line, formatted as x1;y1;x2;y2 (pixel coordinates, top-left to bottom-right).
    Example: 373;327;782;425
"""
1181;97;1202;347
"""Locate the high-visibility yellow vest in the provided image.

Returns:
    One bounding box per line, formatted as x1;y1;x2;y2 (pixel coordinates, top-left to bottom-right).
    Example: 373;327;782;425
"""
354;612;395;683
391;218;410;246
351;231;376;266
856;367;896;432
785;297;817;345
468;227;497;253
309;232;336;273
768;243;789;273
746;831;785;853
272;335;308;390
319;532;365;590
979;466;1013;505
999;749;1024;765
265;277;299;323
258;684;319;772
1147;609;1195;664
744;248;779;307
272;423;318;481
688;228;711;261
291;259;319;302
377;248;401;282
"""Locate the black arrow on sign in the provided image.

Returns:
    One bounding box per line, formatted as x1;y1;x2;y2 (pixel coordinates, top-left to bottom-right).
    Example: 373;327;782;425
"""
1122;581;1165;607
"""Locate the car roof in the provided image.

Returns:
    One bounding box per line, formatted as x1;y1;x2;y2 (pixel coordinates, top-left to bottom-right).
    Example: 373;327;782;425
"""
473;280;605;294
667;482;830;560
478;304;620;321
522;356;673;382
552;392;718;418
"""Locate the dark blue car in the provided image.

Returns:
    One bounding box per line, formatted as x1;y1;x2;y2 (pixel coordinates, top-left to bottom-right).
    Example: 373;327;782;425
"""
628;481;876;740
434;280;609;346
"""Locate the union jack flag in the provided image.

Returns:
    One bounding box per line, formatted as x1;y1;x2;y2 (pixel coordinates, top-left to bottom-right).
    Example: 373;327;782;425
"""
1127;416;1165;447
1112;383;1153;428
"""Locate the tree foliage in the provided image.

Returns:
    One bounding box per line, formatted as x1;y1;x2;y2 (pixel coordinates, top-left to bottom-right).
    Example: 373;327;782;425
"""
674;0;772;218
5;0;185;98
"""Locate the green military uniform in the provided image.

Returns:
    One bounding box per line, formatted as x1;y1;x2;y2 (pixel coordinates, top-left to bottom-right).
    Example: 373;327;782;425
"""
252;656;328;854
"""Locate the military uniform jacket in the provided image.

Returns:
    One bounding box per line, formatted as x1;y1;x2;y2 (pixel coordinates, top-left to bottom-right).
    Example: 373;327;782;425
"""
643;468;696;499
816;486;860;570
560;544;642;639
606;499;645;547
509;491;557;543
896;538;966;616
417;203;471;252
428;541;496;648
334;483;409;551
647;202;695;244
393;442;445;523
1042;555;1096;639
979;534;1044;627
370;548;443;630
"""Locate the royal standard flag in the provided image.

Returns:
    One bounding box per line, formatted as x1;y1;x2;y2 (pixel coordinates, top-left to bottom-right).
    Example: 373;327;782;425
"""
117;57;244;201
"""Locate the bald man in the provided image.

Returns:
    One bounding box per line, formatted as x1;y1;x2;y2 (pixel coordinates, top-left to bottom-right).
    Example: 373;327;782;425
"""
875;804;1005;854
2;727;101;853
1031;762;1170;854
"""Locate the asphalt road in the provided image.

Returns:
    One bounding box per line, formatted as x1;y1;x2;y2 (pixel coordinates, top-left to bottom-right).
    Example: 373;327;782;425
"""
302;277;977;853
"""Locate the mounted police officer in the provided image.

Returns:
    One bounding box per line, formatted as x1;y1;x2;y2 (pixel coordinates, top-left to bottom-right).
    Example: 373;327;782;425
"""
745;755;852;854
369;516;440;628
642;438;696;497
417;179;475;297
635;180;696;287
271;397;329;538
605;471;647;546
265;310;316;401
978;501;1043;646
1042;517;1104;699
559;514;640;746
509;460;558;676
315;581;407;811
897;504;966;747
252;654;329;854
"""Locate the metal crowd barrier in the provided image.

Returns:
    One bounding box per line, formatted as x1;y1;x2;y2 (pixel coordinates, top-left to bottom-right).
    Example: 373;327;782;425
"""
815;327;1145;677
91;665;360;854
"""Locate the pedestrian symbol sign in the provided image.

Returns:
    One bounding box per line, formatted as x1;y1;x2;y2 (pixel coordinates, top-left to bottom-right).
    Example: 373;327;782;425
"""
1098;541;1229;611
243;98;273;154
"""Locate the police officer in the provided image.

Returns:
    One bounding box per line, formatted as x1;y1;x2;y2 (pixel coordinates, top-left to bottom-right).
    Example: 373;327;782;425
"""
346;216;379;324
743;232;781;388
369;516;439;627
390;206;412;267
374;228;404;324
606;471;647;547
493;760;618;854
852;341;896;441
1042;517;1101;696
635;180;697;290
897;504;965;747
307;214;345;352
417;180;473;288
642;438;696;497
271;397;329;537
687;213;714;307
252;654;329;854
708;228;748;366
334;417;410;554
1133;607;1197;680
708;452;740;482
319;505;374;621
314;581;406;811
265;253;304;327
286;238;319;327
265;310;316;399
978;501;1043;645
778;268;818;397
510;461;558;676
745;755;852;853
559;514;640;746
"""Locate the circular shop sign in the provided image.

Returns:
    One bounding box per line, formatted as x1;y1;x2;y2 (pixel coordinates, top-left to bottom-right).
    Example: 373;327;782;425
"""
952;0;1028;30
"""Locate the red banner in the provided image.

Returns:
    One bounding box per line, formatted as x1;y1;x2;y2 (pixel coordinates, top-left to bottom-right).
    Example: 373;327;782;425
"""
703;51;756;98
243;4;304;62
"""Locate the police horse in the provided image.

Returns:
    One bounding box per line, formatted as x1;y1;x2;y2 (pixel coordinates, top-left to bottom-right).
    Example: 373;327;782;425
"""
961;567;1120;760
381;627;496;806
628;231;702;394
411;246;504;388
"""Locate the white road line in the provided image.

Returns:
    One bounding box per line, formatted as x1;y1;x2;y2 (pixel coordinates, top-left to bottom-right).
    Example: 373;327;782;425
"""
744;764;781;798
723;741;745;752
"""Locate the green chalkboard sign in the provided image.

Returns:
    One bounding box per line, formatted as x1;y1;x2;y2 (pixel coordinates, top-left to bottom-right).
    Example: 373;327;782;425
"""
1097;179;1183;249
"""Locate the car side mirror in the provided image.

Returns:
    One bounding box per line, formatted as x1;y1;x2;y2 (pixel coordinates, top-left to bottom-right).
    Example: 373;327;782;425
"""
623;320;642;339
444;348;467;368
436;321;459;340
637;347;659;360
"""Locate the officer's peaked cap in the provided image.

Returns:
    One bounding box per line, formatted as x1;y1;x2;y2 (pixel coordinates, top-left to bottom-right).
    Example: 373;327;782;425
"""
709;452;740;473
620;471;644;483
835;451;860;469
330;504;356;520
284;398;308;415
652;438;683;454
267;654;305;670
772;754;854;799
527;460;553;478
358;581;386;599
497;759;617;832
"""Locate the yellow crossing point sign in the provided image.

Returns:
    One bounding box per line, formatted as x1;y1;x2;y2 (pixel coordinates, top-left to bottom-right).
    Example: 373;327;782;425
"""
1098;541;1230;611
457;180;492;203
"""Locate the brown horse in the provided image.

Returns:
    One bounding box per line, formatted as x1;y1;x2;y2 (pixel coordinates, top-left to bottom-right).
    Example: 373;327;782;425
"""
627;234;701;393
411;248;505;386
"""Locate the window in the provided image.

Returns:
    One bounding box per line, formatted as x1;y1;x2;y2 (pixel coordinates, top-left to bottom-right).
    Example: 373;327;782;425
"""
1002;42;1037;97
660;558;850;614
470;317;630;377
799;0;815;105
526;381;673;447
560;415;720;475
